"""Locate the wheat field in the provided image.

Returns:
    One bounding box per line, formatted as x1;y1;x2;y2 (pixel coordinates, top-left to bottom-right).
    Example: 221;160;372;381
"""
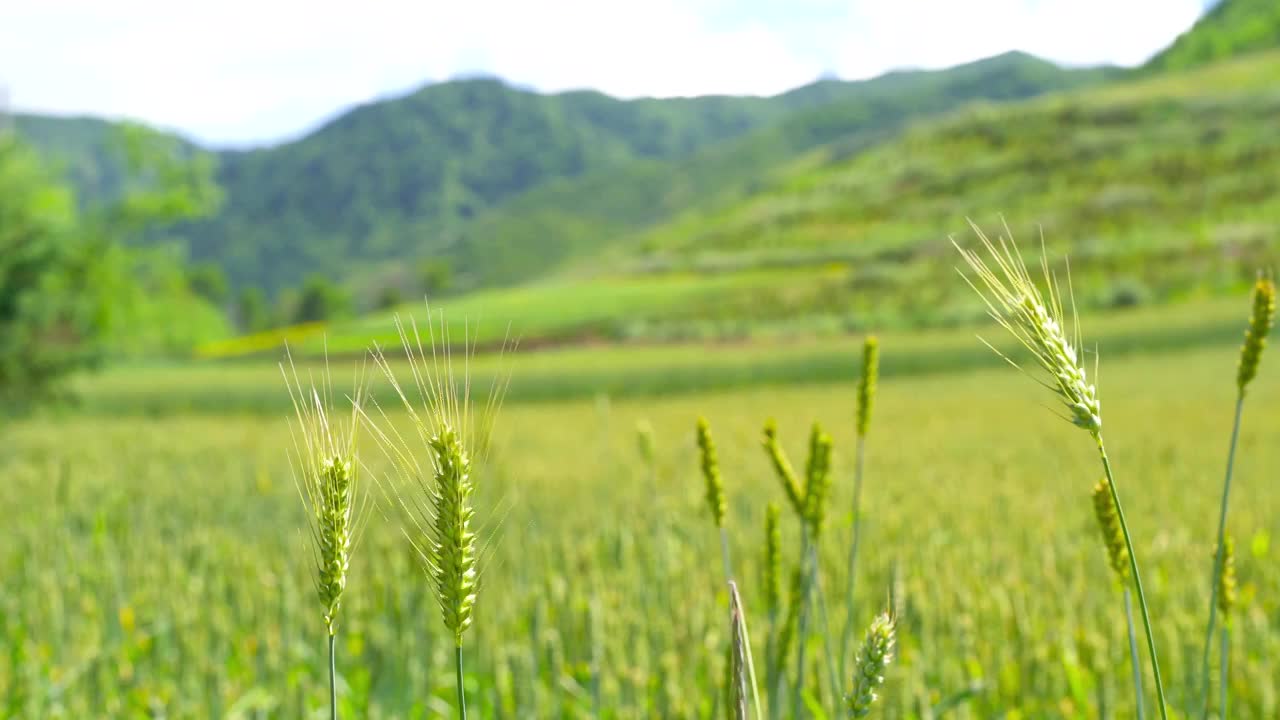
2;339;1278;718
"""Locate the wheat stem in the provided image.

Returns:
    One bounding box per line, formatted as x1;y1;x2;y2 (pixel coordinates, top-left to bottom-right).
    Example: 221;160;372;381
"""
763;503;785;720
792;529;817;720
840;433;867;681
328;633;338;720
810;546;843;708
1123;589;1145;720
1198;394;1243;720
720;527;733;588
1097;438;1168;720
455;644;467;720
1219;626;1229;720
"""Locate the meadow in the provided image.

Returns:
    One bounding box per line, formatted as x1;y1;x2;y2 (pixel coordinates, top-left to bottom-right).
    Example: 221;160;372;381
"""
3;294;1277;718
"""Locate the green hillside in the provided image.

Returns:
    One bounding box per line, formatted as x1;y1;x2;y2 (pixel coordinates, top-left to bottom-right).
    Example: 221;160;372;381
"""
447;52;1110;288
15;53;1101;298
16;0;1280;340
250;49;1277;358
1147;0;1280;71
190;77;833;290
610;50;1279;312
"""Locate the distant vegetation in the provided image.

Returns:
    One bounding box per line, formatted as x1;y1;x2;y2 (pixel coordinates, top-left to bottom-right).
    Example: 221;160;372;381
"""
443;53;1110;288
0;124;224;405
624;52;1280;320
16;53;1107;297
1147;0;1280;71
7;0;1280;364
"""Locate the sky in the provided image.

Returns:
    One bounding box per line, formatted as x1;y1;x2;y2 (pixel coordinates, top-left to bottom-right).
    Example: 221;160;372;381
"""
0;0;1212;148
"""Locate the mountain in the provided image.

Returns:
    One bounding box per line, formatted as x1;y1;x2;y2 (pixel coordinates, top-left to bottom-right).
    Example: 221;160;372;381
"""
261;48;1279;359
14;52;1105;296
1147;0;1280;71
608;50;1280;321
445;52;1113;287
184;75;843;291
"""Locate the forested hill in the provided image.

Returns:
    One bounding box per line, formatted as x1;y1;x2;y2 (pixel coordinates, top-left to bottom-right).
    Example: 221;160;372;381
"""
1146;0;1280;72
444;52;1113;287
14;51;1104;295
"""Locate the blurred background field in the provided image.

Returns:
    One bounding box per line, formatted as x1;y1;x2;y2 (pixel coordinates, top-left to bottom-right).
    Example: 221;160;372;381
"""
68;296;1261;415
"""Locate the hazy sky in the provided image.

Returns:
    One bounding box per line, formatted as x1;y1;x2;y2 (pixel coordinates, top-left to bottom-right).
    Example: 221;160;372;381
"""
1;0;1212;147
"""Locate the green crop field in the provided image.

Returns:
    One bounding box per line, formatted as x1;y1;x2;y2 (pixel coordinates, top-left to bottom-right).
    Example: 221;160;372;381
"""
5;294;1277;718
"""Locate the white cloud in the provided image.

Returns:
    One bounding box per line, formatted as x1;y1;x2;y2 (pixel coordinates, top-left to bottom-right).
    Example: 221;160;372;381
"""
0;0;1207;146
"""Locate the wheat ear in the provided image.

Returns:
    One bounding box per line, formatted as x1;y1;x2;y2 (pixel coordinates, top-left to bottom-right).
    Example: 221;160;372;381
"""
363;311;508;720
845;610;895;718
954;222;1168;719
281;350;369;720
696;417;733;583
762;419;805;517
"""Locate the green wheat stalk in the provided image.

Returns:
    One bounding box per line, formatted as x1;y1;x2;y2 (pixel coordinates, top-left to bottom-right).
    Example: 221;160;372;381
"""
281;351;369;720
363;311;508;720
696;418;765;720
1204;534;1238;719
801;424;842;710
841;336;878;681
761;502;783;717
1092;477;1144;720
954;223;1169;719
763;420;838;717
1199;275;1273;720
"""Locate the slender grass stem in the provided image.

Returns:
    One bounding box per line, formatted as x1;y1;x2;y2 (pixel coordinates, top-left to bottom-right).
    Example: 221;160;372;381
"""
328;633;338;720
720;527;733;587
455;644;467;720
810;546;843;707
839;433;867;680
1097;437;1168;720
1096;675;1108;720
792;529;813;720
1124;589;1145;720
766;606;781;720
1219;626;1229;720
1199;394;1244;720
